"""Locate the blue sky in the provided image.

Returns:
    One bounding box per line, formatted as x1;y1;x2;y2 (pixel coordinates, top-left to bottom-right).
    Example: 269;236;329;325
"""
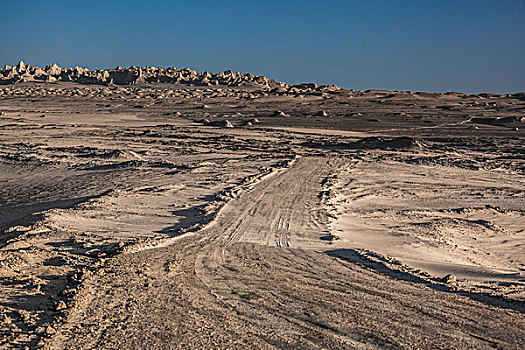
1;0;524;93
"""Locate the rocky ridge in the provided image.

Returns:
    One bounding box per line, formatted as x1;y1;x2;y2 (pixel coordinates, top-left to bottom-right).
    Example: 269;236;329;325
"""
0;61;341;93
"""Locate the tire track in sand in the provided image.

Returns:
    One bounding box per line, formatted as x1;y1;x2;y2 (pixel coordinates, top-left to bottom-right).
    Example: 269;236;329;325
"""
46;157;524;350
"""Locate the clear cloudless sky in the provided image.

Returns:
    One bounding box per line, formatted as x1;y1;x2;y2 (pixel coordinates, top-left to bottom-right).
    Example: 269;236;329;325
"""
1;0;524;93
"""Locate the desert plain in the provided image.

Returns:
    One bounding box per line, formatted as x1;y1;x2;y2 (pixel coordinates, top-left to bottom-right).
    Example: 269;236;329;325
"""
0;62;524;349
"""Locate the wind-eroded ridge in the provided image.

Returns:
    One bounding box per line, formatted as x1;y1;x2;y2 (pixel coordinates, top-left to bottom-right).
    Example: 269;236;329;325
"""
1;61;342;93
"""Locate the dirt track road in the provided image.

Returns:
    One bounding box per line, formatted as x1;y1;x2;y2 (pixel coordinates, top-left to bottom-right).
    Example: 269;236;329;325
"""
46;157;524;349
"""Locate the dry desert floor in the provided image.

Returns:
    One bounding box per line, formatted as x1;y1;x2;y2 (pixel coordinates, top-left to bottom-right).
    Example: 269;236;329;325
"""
0;79;524;349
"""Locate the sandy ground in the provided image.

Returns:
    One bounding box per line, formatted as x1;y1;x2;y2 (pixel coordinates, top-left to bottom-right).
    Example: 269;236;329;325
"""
0;81;524;349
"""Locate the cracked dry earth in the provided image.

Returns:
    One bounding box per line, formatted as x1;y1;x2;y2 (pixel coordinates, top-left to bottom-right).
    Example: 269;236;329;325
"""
0;82;524;349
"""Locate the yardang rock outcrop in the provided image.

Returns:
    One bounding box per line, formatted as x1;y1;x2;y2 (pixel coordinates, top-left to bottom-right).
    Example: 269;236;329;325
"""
0;61;343;95
0;61;284;88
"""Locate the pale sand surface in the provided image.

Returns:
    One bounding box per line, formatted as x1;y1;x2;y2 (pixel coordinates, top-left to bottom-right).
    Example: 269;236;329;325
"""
0;78;523;348
329;161;524;284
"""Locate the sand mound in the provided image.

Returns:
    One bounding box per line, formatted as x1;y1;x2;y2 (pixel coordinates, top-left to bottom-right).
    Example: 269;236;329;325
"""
207;119;234;128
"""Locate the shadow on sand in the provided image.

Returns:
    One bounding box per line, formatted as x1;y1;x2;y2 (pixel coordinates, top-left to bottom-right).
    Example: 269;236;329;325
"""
326;248;524;314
